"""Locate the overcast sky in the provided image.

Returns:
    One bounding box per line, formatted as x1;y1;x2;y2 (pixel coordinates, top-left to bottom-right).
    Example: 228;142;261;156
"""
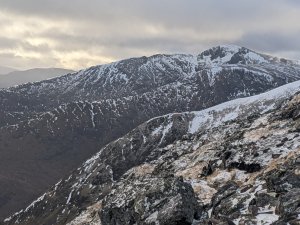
0;0;300;70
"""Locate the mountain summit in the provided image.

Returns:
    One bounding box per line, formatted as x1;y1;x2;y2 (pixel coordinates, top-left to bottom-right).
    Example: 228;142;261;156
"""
198;44;270;64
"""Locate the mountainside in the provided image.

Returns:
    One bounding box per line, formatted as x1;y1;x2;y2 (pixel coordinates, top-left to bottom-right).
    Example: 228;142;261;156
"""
1;45;300;127
1;45;300;220
0;68;74;89
5;80;300;225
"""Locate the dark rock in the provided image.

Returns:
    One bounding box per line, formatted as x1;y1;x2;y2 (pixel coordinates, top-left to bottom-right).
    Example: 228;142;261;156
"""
202;162;214;177
212;194;245;220
264;169;300;193
255;193;277;208
277;188;300;219
272;153;281;159
211;181;239;208
100;177;202;225
228;161;261;173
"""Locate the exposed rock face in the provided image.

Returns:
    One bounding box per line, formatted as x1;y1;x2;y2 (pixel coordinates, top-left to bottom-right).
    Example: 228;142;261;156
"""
4;81;300;225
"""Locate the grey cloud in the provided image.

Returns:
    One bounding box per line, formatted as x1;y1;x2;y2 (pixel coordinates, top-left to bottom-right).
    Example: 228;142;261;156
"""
0;37;18;49
0;0;299;69
236;31;300;55
0;37;51;53
0;0;294;29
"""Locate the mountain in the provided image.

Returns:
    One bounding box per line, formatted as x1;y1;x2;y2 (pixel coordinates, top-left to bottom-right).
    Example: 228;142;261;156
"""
1;45;300;220
0;68;74;89
0;66;16;75
1;45;300;127
4;80;300;225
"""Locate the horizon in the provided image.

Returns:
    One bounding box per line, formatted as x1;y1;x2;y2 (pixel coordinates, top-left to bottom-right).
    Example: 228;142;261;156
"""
1;44;299;72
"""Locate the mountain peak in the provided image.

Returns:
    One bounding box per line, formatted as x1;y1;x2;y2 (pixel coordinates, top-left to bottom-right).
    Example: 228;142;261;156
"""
217;44;243;52
198;44;268;65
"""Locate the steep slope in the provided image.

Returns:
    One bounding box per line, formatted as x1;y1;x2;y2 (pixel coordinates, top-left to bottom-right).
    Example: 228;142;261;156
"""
0;68;74;89
1;45;300;220
4;80;300;225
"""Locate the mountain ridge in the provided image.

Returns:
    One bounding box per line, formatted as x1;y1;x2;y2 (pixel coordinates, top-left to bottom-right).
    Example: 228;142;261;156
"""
1;45;300;128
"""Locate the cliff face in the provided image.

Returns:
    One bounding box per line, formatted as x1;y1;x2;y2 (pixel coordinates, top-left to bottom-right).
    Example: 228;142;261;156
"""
5;81;300;225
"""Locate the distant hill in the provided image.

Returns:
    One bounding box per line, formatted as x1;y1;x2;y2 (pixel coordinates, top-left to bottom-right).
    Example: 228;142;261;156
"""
0;66;16;75
0;68;74;88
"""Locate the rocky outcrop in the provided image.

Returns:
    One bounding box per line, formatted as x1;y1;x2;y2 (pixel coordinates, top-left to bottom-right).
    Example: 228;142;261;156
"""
100;176;201;225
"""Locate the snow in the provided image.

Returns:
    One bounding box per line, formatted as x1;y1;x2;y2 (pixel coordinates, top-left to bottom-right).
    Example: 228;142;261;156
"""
198;44;241;66
188;79;300;134
66;190;74;204
205;45;268;65
90;104;96;128
255;208;279;225
234;170;249;182
145;211;158;223
219;44;241;52
209;170;233;184
210;66;222;76
159;120;173;144
151;116;173;144
244;52;268;64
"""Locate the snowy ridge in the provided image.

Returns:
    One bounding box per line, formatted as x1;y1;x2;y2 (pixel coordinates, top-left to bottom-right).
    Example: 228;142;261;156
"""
4;44;299;107
189;79;300;134
81;79;300;173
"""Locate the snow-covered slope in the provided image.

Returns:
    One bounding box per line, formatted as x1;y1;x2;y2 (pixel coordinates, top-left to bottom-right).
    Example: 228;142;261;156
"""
5;80;300;225
188;79;300;133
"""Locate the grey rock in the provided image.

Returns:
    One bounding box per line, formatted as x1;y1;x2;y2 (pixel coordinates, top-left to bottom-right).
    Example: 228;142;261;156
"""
100;177;201;225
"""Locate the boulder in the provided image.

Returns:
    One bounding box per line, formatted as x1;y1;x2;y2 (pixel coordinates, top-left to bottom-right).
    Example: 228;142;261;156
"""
100;176;202;225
